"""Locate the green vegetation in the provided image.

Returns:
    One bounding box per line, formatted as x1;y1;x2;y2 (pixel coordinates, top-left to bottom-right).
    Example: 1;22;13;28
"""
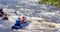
39;0;60;7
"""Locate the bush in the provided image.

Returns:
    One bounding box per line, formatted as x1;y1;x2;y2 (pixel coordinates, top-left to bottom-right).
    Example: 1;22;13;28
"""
39;0;60;7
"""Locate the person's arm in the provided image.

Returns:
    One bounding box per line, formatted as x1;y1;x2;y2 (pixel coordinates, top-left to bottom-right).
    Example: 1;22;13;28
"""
24;17;29;22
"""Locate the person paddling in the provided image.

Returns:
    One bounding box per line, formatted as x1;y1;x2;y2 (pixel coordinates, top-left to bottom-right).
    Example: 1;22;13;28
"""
20;16;25;23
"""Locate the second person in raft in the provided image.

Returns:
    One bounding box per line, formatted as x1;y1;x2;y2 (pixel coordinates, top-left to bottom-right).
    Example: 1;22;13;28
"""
12;16;29;29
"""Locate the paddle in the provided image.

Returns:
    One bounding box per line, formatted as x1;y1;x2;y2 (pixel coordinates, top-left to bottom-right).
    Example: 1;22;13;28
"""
14;11;20;18
14;11;32;23
11;11;20;20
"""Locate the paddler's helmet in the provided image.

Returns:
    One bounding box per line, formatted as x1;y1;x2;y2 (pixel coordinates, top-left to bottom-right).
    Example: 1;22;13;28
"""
22;16;25;18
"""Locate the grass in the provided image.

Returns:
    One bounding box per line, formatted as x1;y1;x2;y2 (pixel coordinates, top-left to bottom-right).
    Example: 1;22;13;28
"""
39;0;60;7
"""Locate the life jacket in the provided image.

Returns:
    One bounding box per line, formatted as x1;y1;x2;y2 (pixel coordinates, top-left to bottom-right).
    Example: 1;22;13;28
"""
20;18;25;23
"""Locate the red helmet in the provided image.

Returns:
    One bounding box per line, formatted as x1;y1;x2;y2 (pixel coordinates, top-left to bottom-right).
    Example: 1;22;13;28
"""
22;16;25;18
